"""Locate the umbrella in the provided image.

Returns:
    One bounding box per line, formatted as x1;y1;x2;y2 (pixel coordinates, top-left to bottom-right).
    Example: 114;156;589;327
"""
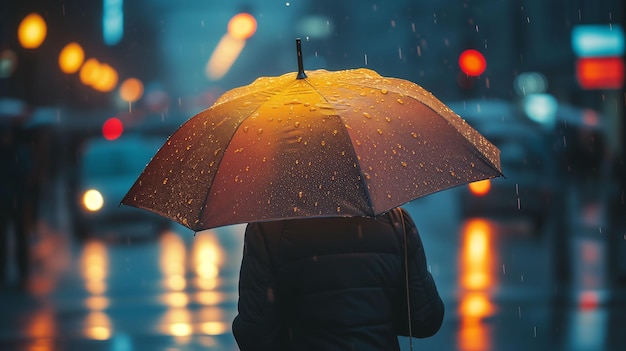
122;39;502;231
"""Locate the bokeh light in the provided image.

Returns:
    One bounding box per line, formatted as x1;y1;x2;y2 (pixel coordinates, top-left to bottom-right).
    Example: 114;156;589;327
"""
119;78;144;102
92;64;119;92
59;42;85;74
102;117;124;140
18;13;47;49
468;179;491;197
82;189;104;212
227;13;257;40
459;49;487;76
0;49;18;78
80;58;102;86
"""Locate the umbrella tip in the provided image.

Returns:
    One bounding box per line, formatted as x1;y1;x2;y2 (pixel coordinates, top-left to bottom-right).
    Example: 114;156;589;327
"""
296;38;307;79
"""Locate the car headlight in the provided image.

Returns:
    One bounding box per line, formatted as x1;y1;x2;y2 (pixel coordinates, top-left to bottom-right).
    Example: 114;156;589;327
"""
82;189;104;212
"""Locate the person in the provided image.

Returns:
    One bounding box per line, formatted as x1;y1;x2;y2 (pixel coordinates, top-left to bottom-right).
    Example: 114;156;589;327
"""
232;207;444;350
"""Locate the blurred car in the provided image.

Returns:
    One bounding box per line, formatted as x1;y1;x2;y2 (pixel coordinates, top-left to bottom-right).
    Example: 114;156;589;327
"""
74;134;171;241
450;100;559;230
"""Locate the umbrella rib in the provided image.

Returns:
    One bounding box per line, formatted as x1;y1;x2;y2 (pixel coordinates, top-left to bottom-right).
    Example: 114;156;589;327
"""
194;79;304;229
299;78;378;215
339;80;502;175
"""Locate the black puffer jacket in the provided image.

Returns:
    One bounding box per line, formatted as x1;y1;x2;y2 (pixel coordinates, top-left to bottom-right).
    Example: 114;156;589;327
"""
232;207;444;350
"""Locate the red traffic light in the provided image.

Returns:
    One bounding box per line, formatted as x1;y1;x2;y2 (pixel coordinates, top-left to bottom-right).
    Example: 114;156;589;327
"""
459;49;487;76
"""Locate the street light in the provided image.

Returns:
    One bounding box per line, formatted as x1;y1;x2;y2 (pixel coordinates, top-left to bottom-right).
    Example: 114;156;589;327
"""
59;42;85;74
18;13;47;49
206;12;257;80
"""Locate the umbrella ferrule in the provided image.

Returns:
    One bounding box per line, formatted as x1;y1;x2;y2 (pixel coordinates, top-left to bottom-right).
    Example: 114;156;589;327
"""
296;38;307;79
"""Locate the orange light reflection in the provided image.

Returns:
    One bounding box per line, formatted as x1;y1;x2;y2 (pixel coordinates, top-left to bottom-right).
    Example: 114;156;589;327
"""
25;307;56;341
457;219;498;351
159;231;187;291
192;231;223;291
161;308;193;339
84;311;111;340
80;240;108;295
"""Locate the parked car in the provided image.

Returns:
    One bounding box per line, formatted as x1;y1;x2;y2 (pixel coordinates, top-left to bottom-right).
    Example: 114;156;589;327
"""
74;134;171;241
450;100;559;230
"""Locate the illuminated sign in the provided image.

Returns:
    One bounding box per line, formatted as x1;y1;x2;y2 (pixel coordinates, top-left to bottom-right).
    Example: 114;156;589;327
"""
572;24;624;90
103;0;124;46
576;57;624;90
572;25;624;57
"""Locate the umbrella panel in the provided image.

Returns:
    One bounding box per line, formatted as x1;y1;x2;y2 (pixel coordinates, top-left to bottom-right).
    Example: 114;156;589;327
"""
123;69;502;231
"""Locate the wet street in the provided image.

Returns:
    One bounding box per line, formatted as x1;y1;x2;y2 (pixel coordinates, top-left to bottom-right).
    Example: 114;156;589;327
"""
1;177;625;351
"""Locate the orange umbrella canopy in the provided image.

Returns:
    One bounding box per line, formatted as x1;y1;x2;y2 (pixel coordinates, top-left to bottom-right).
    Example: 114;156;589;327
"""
122;64;501;231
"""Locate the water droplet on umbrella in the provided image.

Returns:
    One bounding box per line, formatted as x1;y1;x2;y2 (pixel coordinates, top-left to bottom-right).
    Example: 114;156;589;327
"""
293;207;298;213
321;140;326;146
298;191;303;198
385;117;392;123
376;129;383;135
401;162;407;167
294;121;300;128
381;89;388;94
411;132;418;138
187;199;193;205
258;128;263;134
363;112;371;119
297;136;303;143
336;206;341;212
163;178;168;185
332;130;338;136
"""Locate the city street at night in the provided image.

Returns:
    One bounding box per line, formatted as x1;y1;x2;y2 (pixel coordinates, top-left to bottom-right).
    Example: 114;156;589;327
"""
2;1;626;350
1;176;625;351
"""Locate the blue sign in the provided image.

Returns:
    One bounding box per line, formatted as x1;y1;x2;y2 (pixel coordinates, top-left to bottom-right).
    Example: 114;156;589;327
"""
571;24;624;57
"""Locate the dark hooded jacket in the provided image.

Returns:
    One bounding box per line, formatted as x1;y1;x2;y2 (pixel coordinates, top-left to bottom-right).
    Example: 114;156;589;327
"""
232;207;444;350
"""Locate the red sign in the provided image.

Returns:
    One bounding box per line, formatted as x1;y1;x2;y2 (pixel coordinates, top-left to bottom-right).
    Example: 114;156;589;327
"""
576;57;624;89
